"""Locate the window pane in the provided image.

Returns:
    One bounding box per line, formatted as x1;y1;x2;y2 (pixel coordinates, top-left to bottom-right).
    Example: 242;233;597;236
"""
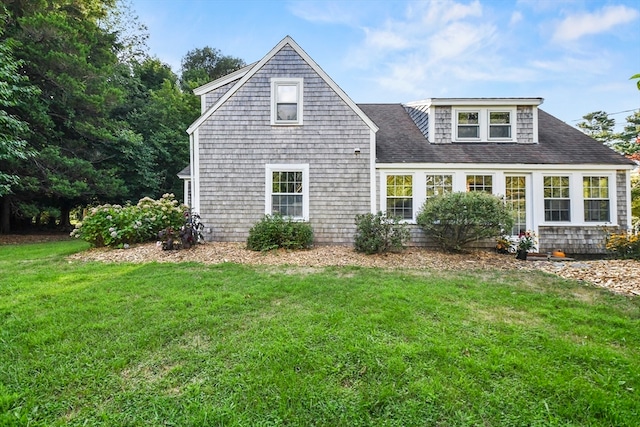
277;85;297;103
277;104;297;121
386;175;413;219
272;195;303;217
583;176;609;221
467;175;493;193
458;112;478;124
458;126;479;138
490;112;510;124
489;125;511;138
506;176;526;235
426;174;452;199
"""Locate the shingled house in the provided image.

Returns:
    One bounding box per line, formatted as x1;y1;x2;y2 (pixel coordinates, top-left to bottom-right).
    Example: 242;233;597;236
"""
182;36;635;254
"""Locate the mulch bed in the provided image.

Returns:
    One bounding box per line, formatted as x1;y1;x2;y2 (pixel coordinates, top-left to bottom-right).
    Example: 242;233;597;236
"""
2;234;638;297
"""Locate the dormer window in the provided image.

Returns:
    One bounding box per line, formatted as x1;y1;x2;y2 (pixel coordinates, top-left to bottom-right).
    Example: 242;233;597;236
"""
489;111;511;138
271;78;303;125
457;111;479;139
453;107;516;142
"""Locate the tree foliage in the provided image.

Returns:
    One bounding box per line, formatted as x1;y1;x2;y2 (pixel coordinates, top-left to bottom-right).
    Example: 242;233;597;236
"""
576;111;616;144
0;1;243;233
180;46;245;91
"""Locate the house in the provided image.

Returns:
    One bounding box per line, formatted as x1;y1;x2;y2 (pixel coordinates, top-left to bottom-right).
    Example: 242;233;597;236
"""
182;36;635;254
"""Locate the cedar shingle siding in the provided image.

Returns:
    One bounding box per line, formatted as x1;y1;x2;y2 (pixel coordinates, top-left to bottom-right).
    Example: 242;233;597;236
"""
186;36;635;254
197;45;372;244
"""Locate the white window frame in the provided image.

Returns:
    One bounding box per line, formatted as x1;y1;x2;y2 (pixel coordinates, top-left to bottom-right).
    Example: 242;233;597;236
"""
265;164;309;221
452;107;516;142
583;175;612;223
488;110;514;140
270;78;303;126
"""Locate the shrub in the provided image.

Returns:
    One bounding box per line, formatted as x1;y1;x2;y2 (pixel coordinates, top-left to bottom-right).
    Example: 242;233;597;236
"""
247;214;313;251
416;191;514;252
71;194;188;247
354;212;410;254
605;230;640;259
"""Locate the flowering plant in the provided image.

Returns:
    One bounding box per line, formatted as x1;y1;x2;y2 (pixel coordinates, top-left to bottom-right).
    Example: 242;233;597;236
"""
517;230;537;252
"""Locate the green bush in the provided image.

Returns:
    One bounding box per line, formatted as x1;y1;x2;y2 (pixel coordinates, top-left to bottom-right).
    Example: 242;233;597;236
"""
247;214;313;251
70;194;187;247
416;192;514;252
354;212;410;254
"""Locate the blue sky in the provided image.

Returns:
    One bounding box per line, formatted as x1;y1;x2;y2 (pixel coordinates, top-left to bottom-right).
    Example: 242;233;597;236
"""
130;0;640;130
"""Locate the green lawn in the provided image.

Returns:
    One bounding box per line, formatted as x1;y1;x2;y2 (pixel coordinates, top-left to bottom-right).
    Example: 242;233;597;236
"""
1;241;639;426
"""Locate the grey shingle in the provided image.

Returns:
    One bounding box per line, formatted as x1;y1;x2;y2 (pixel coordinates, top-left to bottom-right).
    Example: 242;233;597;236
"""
358;103;635;166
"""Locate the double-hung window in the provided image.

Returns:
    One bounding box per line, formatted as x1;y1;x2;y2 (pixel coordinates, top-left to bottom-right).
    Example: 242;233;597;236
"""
265;164;309;220
386;175;413;220
544;176;570;221
489;111;511;139
271;78;303;125
456;111;479;139
583;176;610;222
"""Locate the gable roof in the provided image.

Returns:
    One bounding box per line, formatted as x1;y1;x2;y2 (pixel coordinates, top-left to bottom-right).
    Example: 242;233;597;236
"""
358;103;635;166
187;36;378;135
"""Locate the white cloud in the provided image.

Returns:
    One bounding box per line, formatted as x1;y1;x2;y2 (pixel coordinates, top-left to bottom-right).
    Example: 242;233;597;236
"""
552;5;640;42
509;11;523;26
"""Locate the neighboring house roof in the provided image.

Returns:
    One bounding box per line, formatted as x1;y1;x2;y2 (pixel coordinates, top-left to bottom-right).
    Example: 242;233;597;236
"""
187;36;378;135
359;103;635;166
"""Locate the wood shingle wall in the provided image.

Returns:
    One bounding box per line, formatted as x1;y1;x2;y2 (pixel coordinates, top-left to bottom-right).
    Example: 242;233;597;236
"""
197;45;372;244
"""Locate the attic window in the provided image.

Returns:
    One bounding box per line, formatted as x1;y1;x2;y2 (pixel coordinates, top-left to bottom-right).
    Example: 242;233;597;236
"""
452;107;517;142
271;78;303;125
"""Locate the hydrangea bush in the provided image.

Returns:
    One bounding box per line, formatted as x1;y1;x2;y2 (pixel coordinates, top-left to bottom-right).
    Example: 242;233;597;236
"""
71;194;188;247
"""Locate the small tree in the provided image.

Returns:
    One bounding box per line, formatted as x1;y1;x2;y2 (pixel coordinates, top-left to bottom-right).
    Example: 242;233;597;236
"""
416;192;514;252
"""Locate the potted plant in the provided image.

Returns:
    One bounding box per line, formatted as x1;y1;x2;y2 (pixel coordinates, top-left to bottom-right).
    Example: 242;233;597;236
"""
515;231;537;260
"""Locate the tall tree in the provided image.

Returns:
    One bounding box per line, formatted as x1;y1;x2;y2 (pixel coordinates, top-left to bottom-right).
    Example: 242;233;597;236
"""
180;46;245;91
576;111;616;144
612;111;640;161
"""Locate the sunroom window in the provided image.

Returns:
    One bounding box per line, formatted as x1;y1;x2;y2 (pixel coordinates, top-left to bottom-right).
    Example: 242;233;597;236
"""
583;176;610;222
426;174;452;201
466;175;493;193
544;176;570;221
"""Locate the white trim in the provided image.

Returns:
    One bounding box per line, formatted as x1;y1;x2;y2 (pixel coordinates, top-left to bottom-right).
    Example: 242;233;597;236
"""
187;36;378;135
625;170;632;230
270;78;304;126
191;131;200;214
369;129;377;213
265;163;310;221
408;98;543;107
532;107;539;143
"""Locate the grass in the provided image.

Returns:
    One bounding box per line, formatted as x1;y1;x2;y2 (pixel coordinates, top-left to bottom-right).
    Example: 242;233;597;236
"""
0;241;639;426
